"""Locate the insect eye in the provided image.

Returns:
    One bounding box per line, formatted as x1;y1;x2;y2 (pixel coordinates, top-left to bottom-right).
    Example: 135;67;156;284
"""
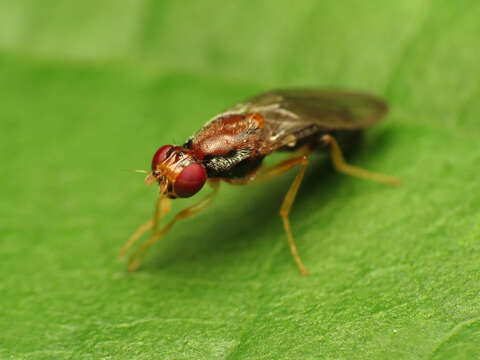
174;163;207;198
151;145;173;170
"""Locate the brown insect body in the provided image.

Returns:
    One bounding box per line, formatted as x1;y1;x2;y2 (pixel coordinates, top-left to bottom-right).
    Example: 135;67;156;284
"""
188;113;264;159
184;113;266;180
122;89;399;274
182;90;387;182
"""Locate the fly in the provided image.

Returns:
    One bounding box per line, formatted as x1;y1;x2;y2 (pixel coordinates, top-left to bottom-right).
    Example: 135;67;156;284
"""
119;89;400;275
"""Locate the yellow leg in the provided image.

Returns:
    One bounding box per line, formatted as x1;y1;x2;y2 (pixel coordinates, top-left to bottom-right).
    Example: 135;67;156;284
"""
249;146;312;275
320;134;401;185
119;218;153;257
118;196;171;257
128;180;220;271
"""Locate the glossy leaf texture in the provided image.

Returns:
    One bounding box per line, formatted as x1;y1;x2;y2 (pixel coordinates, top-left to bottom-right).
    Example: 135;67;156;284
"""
1;1;479;359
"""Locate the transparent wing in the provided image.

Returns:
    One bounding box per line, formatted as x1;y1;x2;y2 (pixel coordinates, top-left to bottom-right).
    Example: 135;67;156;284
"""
225;89;388;153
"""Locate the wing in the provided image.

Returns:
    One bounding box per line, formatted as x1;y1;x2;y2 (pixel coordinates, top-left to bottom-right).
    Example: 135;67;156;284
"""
225;89;388;153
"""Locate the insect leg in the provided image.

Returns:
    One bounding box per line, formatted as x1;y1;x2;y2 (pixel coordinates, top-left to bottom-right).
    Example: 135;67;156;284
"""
320;134;401;185
118;196;171;257
153;195;171;234
247;145;311;185
249;146;312;275
127;180;220;271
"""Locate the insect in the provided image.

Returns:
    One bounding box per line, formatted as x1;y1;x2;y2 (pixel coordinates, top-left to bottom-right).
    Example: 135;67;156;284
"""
119;89;400;275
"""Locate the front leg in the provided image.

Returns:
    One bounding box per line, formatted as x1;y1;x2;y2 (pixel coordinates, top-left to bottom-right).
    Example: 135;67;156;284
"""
127;180;220;271
119;195;171;257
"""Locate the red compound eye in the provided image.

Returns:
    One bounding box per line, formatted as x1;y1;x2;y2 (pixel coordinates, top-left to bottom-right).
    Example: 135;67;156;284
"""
151;145;173;170
174;163;207;198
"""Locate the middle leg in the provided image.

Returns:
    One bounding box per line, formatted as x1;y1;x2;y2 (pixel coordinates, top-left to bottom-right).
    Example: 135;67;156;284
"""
246;146;312;275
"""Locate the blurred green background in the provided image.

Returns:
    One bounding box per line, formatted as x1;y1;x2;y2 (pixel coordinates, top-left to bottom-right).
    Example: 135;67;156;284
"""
1;1;479;359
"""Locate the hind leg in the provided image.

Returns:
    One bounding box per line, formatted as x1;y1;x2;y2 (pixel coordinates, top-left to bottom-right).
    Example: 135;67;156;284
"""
320;134;401;185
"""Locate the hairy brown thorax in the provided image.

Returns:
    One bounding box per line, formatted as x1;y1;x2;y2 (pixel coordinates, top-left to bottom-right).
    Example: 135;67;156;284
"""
189;113;265;159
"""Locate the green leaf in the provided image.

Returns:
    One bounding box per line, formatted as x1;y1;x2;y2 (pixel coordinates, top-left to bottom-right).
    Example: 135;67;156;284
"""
1;1;479;359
